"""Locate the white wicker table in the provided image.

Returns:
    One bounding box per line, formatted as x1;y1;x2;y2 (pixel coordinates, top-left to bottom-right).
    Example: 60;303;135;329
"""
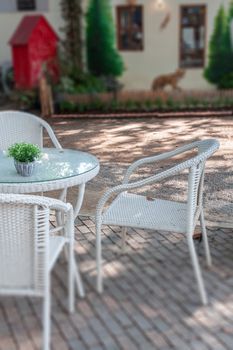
0;148;100;219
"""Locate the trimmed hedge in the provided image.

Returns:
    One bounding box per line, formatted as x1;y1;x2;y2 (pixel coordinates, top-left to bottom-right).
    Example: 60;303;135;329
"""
57;95;233;114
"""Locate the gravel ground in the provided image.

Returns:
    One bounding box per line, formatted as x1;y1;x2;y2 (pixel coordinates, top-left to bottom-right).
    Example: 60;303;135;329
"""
48;115;233;227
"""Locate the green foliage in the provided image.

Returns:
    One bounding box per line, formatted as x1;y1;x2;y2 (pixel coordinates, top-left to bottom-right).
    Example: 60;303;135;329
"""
154;97;164;109
183;96;199;108
57;74;106;94
58;94;233;114
60;0;83;72
59;100;77;113
56;77;77;94
228;0;233;22
10;90;38;110
219;72;233;88
74;75;106;93
166;97;177;109
86;0;124;77
8;143;41;163
143;100;153;110
204;5;233;87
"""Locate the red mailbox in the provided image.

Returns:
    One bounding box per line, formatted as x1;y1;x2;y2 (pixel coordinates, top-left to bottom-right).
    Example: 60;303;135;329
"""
9;15;59;89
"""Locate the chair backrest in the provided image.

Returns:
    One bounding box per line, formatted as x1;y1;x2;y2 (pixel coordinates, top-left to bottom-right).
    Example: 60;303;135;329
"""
0;110;62;150
186;139;219;230
0;194;50;296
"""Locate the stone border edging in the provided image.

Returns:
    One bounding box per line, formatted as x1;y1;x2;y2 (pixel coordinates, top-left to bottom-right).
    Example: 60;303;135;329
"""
52;110;233;119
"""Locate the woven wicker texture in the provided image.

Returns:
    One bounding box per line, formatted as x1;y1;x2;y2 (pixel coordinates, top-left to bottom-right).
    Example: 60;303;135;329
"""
0;110;61;150
96;139;220;305
0;193;80;350
0;193;73;296
103;193;188;233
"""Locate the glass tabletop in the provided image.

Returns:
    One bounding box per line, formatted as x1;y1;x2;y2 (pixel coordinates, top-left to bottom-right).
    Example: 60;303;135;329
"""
0;148;99;184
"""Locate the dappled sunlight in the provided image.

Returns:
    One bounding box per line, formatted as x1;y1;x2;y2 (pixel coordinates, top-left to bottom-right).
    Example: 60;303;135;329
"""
50;116;232;164
46;115;233;227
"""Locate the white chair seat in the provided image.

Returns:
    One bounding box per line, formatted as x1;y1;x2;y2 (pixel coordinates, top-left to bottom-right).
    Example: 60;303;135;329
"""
103;192;188;233
49;236;67;271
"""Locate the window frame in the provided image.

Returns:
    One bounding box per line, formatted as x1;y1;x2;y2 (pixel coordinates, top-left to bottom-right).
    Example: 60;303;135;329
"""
17;0;36;11
179;4;207;69
116;5;144;52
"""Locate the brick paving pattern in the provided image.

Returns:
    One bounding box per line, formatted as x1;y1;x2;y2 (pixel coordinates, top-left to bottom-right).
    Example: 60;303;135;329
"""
1;220;233;349
0;116;233;349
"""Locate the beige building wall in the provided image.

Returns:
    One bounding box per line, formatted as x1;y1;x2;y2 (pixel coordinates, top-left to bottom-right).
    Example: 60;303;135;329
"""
0;0;231;91
0;0;63;65
111;0;230;90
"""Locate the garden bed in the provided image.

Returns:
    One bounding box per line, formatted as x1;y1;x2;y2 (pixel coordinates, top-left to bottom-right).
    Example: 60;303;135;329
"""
54;90;233;118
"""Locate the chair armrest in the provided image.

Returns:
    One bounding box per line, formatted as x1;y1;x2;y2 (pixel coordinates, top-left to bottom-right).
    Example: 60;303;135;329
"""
40;119;63;150
44;197;72;213
0;193;72;213
96;159;191;220
122;140;199;184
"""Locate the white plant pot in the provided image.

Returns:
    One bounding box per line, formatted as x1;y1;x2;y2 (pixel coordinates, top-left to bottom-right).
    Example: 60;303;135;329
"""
14;160;36;177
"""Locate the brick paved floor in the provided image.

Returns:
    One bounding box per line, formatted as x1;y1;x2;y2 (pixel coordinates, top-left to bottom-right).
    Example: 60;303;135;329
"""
1;219;233;350
0;116;233;349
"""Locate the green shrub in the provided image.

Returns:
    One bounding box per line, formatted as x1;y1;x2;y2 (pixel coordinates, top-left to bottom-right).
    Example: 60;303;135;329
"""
57;74;106;94
219;72;233;89
183;96;199;108
10;90;38;110
58;94;233;113
8;143;41;163
204;4;233;88
211;99;221;108
199;99;209;108
59;100;77;113
166;97;178;109
86;0;124;77
124;100;137;110
88;99;105;110
223;97;233;106
154;97;164;109
109;100;121;110
143;100;153;110
57;77;77;94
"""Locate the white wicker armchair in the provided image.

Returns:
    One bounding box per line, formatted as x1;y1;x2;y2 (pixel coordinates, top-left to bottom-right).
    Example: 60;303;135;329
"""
0;110;61;150
0;110;67;203
0;194;83;350
96;139;220;305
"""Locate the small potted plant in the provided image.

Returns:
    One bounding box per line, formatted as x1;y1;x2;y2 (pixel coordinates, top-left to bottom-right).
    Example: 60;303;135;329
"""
8;142;41;176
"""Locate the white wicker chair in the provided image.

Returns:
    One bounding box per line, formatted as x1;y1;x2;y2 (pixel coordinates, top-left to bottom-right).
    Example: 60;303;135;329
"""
0;110;67;205
0;194;83;350
96;139;220;305
0;110;61;150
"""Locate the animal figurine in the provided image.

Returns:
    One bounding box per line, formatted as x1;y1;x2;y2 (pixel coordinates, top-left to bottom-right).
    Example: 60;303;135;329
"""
151;69;185;91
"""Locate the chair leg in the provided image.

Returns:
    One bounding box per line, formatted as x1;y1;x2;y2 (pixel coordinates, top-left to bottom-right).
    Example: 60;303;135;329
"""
43;279;51;350
96;222;103;293
65;244;84;298
56;188;67;228
74;259;85;298
68;243;75;313
187;234;208;306
200;209;212;267
121;227;127;252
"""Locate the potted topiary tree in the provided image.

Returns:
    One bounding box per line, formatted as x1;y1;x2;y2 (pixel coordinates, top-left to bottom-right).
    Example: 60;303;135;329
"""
8;142;41;176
